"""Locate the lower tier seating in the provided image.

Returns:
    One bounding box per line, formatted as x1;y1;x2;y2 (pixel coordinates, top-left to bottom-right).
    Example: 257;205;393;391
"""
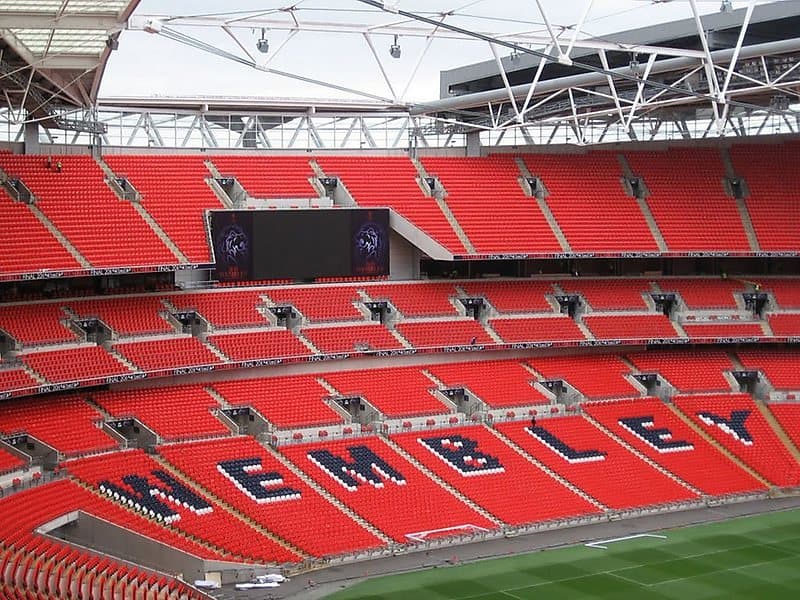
279;436;497;542
167;291;267;329
366;283;459;317
391;425;599;525
736;348;800;389
527;355;638;399
673;394;800;487
490;316;587;343
0;395;118;456
657;278;745;310
767;313;800;336
322;367;449;417
584;398;766;495
459;280;554;313
559;279;653;311
426;359;549;407
208;330;311;362
157;437;383;557
396;319;494;348
496;416;697;509
22;346;130;384
583;314;679;340
0;369;37;394
0;304;76;346
68;297;173;337
682;322;765;339
92;386;230;441
210;375;345;429
266;286;365;322
766;403;800;454
0;446;25;475
626;350;735;393
64;450;301;564
113;336;222;372
303;323;402;354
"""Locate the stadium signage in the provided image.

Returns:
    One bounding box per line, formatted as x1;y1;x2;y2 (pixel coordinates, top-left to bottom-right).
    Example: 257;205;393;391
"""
755;251;798;257
21;271;64;280
105;373;148;384
309;353;350;362
443;344;485;353
373;349;417;357
89;268;133;276
0;392;10;400
648;338;691;345
510;342;553;349
579;339;622;347
173;365;216;375
239;358;284;368
38;382;80;393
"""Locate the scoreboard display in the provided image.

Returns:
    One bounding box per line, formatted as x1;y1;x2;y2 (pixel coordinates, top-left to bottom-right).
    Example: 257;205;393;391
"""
211;208;390;282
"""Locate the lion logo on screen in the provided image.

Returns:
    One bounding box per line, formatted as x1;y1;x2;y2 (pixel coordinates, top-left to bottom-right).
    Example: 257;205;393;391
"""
218;224;249;266
355;223;385;260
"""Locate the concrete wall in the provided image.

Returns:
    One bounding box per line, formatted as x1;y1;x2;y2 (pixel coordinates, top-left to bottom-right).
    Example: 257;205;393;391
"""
389;230;420;280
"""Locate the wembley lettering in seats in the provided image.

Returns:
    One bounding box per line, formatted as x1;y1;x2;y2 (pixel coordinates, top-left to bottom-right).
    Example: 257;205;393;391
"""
99;470;213;523
218;458;301;504
417;435;504;476
527;425;606;463
618;417;694;453
308;445;406;491
697;410;754;445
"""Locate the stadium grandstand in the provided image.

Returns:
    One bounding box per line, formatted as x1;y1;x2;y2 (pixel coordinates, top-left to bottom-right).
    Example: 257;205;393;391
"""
2;1;800;598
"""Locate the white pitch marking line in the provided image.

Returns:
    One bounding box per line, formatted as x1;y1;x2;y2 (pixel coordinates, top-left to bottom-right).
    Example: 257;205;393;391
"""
585;533;668;549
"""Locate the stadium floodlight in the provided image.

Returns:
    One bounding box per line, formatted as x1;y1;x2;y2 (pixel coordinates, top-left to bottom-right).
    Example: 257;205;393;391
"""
256;28;269;54
389;34;401;59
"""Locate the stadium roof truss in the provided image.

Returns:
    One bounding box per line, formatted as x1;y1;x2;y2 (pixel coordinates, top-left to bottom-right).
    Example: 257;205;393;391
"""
0;0;138;132
1;0;799;148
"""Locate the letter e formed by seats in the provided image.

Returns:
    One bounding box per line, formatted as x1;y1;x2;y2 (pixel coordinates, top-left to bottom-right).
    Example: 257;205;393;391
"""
418;435;504;476
308;445;406;491
619;416;694;453
218;458;301;504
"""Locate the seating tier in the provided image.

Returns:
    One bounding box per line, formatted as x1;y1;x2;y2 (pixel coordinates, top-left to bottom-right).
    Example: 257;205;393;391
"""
22;346;129;384
209;155;317;198
584;398;765;496
559;279;653;311
767;313;800;337
0;304;76;346
0;368;38;394
92;386;229;441
114;336;222;372
157;437;382;557
496;416;697;509
626;350;734;392
68;297;172;336
168;291;266;328
737;349;800;389
673;394;800;487
490;316;587;343
766;404;800;454
527;354;638;399
208;330;311;362
211;375;345;429
279;436;496;542
459;280;553;313
366;283;459;316
657;278;745;309
0;446;25;475
682;322;765;339
427;360;549;407
523;153;658;252
266;286;364;322
391;425;599;525
760;279;800;309
303;323;402;353
396;318;493;348
583;314;679;340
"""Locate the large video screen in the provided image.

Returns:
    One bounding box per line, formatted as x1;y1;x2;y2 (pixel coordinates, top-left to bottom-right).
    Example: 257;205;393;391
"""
211;209;389;282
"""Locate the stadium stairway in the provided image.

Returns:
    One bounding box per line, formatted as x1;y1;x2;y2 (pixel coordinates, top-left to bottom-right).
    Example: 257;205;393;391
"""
379;435;504;526
581;411;702;496
260;440;394;545
664;402;771;488
755;401;800;462
27;202;91;269
484;425;607;511
514;157;571;253
616;153;669;252
149;453;310;560
719;148;761;253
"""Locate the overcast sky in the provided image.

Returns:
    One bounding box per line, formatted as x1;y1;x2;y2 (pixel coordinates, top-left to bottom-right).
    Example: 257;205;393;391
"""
99;1;786;103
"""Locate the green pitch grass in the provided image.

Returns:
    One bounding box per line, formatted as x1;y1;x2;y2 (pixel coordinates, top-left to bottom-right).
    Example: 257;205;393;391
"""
327;509;800;599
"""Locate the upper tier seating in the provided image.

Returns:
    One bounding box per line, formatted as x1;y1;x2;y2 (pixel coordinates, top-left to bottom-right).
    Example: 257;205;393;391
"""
490;315;587;343
657;278;745;309
303;323;402;354
584;398;765;495
0;395;117;456
323;367;449;417
211;375;345;428
583;314;679;340
767;313;800;337
496;416;697;509
625;148;750;251
682;322;765;339
391;425;599;525
279;436;496;542
93;386;229;441
527;355;638;399
317;156;465;254
0;446;25;475
558;279;653;311
113;336;222;372
396;318;494;348
209;155;317;198
760;279;800;308
729;143;800;251
0;368;37;394
737;348;800;389
0;155;177;268
158;437;383;557
766;403;800;454
673;394;800;487
427;360;549;407
460;280;554;313
523;153;658;252
626;349;735;392
65;449;301;564
0;188;80;277
104;155;224;263
366;282;459;316
22;346;129;384
167;290;266;328
0;303;76;346
208;329;311;361
266;286;364;322
68;296;173;336
422;156;561;254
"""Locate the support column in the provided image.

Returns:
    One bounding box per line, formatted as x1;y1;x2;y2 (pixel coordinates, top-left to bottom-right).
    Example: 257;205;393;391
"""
465;130;482;157
23;122;40;154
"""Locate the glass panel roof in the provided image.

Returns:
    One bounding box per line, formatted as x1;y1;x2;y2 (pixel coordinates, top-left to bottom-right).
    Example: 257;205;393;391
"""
0;0;128;14
9;28;107;54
